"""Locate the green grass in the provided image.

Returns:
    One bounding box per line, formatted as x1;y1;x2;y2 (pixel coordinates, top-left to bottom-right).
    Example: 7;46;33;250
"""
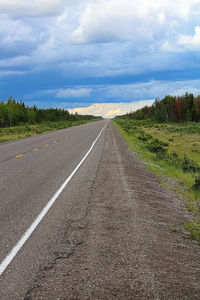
0;119;98;143
184;220;200;244
113;118;200;244
170;227;178;233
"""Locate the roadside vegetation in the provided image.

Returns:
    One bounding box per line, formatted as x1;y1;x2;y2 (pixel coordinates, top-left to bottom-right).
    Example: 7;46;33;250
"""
0;120;101;143
0;97;102;142
114;93;200;244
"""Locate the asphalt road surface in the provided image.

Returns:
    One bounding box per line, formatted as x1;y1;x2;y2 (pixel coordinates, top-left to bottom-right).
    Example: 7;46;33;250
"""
0;120;200;299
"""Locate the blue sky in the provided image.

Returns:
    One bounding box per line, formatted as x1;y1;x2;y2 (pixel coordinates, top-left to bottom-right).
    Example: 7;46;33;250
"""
1;0;200;117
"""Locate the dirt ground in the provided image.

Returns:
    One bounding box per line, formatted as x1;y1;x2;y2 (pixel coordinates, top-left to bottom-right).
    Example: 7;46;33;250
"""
24;122;200;300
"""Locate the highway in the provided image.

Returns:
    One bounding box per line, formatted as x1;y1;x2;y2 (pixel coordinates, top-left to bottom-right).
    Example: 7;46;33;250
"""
1;120;200;299
0;120;107;299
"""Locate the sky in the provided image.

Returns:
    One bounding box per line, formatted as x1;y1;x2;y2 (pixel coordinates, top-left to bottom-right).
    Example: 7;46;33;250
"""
1;0;200;117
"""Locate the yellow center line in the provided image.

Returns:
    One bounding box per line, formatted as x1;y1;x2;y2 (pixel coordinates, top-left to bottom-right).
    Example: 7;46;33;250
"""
44;144;49;147
53;141;57;143
33;148;39;152
16;154;24;158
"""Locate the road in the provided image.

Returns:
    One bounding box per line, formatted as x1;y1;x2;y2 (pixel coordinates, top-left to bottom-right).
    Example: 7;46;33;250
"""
0;120;200;299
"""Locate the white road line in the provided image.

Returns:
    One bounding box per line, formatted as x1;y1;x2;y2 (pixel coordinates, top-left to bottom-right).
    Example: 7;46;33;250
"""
0;124;107;276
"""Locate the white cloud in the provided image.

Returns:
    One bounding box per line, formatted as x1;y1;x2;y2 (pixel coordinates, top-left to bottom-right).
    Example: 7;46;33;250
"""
72;0;200;44
47;88;92;98
178;26;200;48
72;0;155;43
171;87;200;95
0;2;71;67
0;70;27;77
0;15;35;48
0;56;30;67
161;40;182;52
162;26;200;52
0;0;65;18
105;108;122;117
103;80;200;100
68;100;154;118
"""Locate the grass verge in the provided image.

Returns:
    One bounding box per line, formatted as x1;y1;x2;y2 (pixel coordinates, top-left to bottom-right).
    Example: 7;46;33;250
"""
0;120;98;143
113;119;200;244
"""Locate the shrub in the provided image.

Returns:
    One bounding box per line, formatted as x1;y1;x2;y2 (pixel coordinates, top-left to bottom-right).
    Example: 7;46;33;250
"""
194;175;200;190
146;138;168;154
138;132;152;141
165;151;181;167
184;220;200;244
25;123;31;132
182;155;199;173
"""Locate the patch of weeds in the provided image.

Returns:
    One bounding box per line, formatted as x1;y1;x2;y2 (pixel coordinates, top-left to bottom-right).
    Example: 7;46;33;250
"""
160;151;180;168
193;175;200;190
146;138;168;154
182;155;199;173
138;132;152;141
25;123;31;132
170;227;177;233
184;220;200;244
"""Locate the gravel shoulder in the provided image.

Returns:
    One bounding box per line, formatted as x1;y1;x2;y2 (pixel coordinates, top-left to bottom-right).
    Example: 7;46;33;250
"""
24;121;200;299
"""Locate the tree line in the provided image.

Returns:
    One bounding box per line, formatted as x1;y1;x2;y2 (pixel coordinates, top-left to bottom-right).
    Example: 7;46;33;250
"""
123;93;200;122
0;97;100;127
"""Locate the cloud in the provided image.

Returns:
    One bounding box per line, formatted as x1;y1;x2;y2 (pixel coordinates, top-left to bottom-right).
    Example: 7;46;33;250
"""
178;26;200;49
0;2;70;68
105;108;121;117
163;25;200;52
0;55;30;67
161;40;182;52
56;88;91;98
72;0;155;43
0;0;65;18
68;100;154;118
99;79;200;100
72;0;200;44
0;70;27;77
0;15;35;48
45;88;92;98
